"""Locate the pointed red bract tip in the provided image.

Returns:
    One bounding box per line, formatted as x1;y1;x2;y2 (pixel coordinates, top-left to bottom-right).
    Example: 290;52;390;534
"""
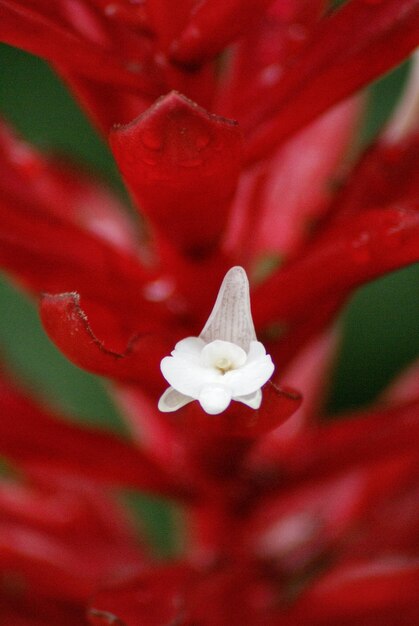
110;91;243;257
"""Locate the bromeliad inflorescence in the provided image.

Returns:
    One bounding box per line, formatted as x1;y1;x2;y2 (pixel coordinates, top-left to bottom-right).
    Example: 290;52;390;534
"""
158;267;274;414
1;1;419;624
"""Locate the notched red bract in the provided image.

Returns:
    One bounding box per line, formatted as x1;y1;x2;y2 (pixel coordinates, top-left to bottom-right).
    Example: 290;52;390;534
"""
110;91;243;257
40;292;169;392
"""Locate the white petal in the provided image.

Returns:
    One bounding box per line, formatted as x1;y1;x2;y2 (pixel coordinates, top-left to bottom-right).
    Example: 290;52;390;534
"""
200;266;256;351
158;387;194;412
160;355;219;397
227;355;275;396
246;341;268;362
236;389;262;409
172;336;205;361
198;384;232;415
201;340;247;369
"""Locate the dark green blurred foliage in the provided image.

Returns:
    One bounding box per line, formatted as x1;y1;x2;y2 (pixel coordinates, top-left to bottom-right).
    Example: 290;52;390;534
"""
0;42;418;551
122;491;183;559
329;266;419;413
0;275;123;430
0;44;115;179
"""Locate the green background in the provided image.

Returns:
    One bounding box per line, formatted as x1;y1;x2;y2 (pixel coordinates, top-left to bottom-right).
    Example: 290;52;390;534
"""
0;41;418;552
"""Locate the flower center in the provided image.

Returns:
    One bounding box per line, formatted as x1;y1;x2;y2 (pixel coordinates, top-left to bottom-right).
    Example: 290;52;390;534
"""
214;356;234;373
202;340;247;374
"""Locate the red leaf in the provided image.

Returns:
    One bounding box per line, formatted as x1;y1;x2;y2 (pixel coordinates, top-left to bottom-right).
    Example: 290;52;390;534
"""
110;91;243;257
274;327;339;438
40;292;171;392
0;121;173;336
0;479;145;601
330;132;419;222
228;96;363;260
253;207;419;327
219;0;327;119
59;72;153;135
244;0;419;161
0;593;86;626
89;564;193;626
0;370;188;499
89;561;279;626
146;0;195;50
0;1;148;91
170;0;274;66
256;398;419;489
287;558;419;625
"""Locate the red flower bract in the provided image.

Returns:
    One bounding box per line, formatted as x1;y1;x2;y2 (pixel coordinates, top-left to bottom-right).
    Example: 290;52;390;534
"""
0;1;419;624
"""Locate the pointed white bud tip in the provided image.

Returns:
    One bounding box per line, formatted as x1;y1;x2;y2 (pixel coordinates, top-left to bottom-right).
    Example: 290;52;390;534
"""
158;267;275;415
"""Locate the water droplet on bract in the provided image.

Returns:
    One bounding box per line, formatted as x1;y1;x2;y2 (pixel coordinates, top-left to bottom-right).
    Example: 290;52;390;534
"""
287;23;307;42
143;277;174;302
104;3;118;16
154;52;168;68
10;142;41;175
195;133;210;150
140;129;163;151
259;63;282;87
10;143;32;164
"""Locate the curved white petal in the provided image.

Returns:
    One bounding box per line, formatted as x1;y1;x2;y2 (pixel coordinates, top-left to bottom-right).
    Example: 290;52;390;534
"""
246;341;268;362
236;389;262;409
198;384;232;415
172;336;206;361
201;340;247;369
227;355;275;396
200;266;256;351
161;355;219;397
158;387;194;412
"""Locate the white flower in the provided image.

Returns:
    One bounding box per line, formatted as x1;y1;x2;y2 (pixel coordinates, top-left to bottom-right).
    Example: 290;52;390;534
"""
158;266;274;415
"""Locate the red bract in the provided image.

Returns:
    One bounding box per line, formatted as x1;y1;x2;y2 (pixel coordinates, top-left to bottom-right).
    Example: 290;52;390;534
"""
110;91;243;257
0;0;419;624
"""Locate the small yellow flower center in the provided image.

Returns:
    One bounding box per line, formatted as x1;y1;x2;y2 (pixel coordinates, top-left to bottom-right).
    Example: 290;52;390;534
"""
215;357;234;373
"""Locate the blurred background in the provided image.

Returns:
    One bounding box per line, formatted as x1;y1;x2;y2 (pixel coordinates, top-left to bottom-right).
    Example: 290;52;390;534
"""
0;40;418;556
0;42;418;424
